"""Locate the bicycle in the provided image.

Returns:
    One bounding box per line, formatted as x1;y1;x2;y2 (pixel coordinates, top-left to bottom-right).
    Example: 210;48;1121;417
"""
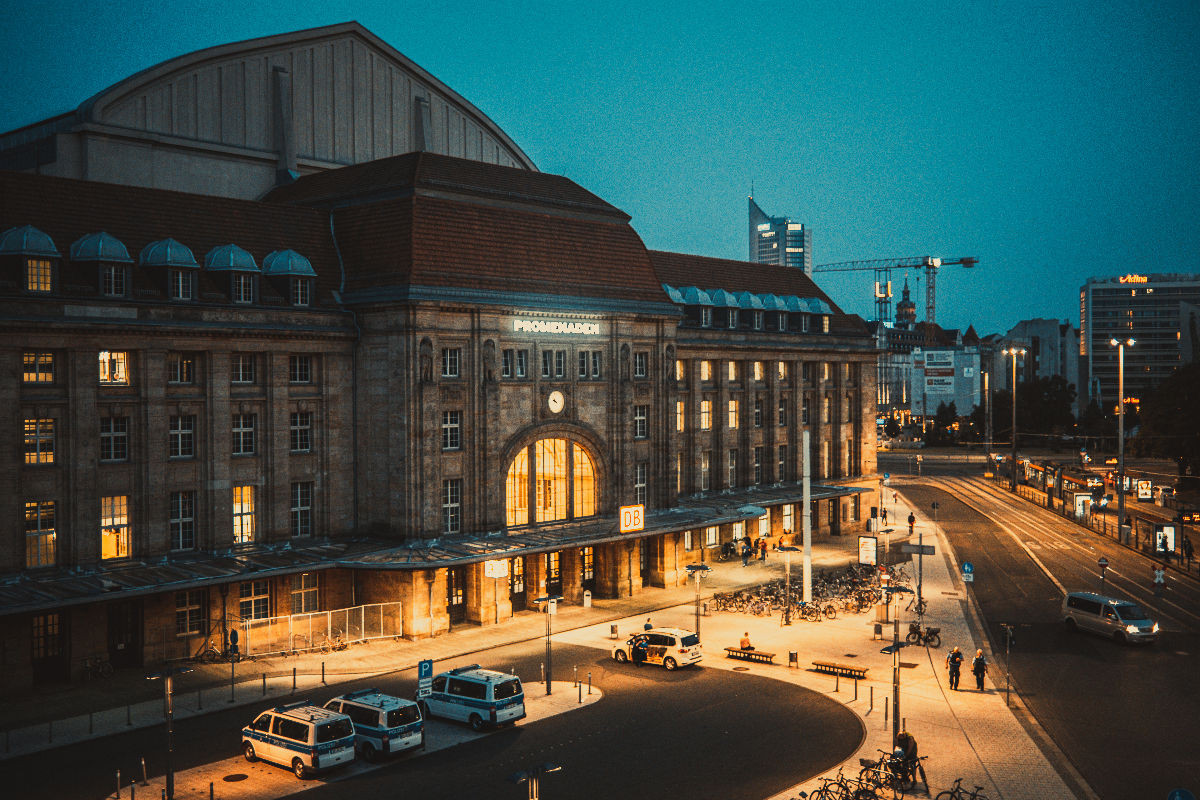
935;777;990;800
316;632;349;653
82;655;114;680
858;749;908;798
905;594;928;616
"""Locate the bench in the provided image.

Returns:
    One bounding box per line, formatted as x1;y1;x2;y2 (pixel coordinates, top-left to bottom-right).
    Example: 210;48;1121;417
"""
811;660;869;680
725;647;776;664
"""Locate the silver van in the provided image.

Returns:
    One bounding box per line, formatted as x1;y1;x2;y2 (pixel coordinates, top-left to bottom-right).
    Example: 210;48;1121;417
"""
1062;591;1158;644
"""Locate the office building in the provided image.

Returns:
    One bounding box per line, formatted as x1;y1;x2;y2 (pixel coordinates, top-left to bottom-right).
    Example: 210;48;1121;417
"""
748;197;812;275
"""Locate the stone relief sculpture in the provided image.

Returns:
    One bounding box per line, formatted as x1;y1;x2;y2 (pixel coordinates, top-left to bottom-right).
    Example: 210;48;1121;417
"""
419;338;433;383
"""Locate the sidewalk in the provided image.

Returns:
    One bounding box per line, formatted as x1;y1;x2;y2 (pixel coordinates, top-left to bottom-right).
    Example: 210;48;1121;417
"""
0;496;1094;800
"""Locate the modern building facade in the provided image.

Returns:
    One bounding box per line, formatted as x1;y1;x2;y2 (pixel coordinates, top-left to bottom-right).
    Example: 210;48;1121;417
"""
748;197;812;275
0;26;879;692
909;347;981;418
989;318;1080;414
1080;273;1200;410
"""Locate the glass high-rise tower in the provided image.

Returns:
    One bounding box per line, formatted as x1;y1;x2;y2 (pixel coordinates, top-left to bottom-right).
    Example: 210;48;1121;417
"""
748;196;811;275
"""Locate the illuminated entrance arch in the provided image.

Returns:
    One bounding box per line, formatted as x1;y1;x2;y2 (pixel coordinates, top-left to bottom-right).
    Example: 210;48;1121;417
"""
505;438;597;527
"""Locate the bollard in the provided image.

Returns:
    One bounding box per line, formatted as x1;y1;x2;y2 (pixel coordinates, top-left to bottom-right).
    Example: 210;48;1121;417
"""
588;672;592;695
262;673;267;696
610;624;618;639
869;685;874;712
322;661;326;685
578;680;582;704
835;673;840;692
89;711;94;735
211;781;215;800
127;703;132;726
573;665;578;687
883;696;889;729
293;667;297;692
903;716;906;732
854;677;859;701
142;755;149;785
130;783;135;800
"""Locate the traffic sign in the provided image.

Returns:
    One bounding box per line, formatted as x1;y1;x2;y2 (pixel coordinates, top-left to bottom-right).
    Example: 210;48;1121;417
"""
417;658;434;698
962;562;975;574
962;573;974;583
901;543;935;555
1098;557;1109;571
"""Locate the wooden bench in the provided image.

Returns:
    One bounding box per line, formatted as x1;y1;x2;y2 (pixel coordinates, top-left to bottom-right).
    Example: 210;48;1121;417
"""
725;647;776;664
811;660;869;680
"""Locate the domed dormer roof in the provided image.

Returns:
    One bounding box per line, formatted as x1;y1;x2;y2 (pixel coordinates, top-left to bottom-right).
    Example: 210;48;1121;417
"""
204;244;258;272
70;232;133;263
0;225;60;257
139;238;199;268
263;249;316;277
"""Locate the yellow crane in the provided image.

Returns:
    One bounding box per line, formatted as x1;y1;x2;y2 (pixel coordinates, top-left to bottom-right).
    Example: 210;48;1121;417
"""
813;256;978;324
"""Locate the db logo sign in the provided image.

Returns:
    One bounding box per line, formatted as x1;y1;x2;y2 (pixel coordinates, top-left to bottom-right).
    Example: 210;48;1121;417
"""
619;504;645;533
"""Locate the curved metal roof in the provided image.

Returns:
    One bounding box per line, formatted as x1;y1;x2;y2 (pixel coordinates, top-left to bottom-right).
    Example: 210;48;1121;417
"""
0;225;60;257
69;231;133;263
661;283;833;316
263;249;316;277
204;244;259;272
139;238;199;268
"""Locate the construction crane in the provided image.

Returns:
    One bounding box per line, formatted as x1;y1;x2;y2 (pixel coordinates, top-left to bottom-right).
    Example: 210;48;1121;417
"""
812;256;978;324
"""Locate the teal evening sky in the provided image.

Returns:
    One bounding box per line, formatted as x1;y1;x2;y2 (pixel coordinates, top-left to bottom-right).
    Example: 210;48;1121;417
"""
3;0;1197;335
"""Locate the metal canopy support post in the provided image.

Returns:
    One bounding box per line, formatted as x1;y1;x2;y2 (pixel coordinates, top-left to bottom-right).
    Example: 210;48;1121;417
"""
802;429;813;603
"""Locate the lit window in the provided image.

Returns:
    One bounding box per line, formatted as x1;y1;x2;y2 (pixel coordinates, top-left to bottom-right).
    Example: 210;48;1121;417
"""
175;590;205;635
100;417;129;462
634;352;648;378
26;258;52;293
700;451;711;491
289;355;312;384
232;273;255;304
290;412;312;453
758;512;770;536
700;360;712;381
728;399;739;429
676;400;686;432
231;354;255;384
635;463;647;505
675;360;685;381
727;361;737;381
783;504;794;532
101;495;130;560
168;354;194;384
101;264;126;297
291;278;311;307
292;481;313;537
442;478;462;533
291;573;319;614
822;315;830;333
778;361;788;381
753;361;764;381
634;405;649;439
170;491;195;550
169;415;196;458
240;580;271;620
25;500;56;568
823;397;831;424
232;414;256;455
233;485;255;543
24;419;55;464
441;348;461;378
581;546;595;581
99;351;129;385
683;530;693;551
22;352;55;383
170;270;194;301
700;399;712;430
442;410;462;450
676;452;683;494
705;525;718;547
505;439;596;526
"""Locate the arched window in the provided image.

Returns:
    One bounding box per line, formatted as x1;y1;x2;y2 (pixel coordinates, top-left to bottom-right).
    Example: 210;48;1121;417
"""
506;439;597;527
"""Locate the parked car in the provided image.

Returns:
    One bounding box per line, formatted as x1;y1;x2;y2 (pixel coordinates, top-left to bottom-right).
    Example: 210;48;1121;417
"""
242;701;356;778
612;627;702;670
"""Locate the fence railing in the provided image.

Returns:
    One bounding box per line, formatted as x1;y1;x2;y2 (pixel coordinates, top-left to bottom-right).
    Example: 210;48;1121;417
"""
243;602;403;657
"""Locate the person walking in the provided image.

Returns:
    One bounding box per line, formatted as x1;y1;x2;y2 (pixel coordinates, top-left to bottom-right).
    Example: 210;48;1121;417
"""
759;539;767;561
881;507;888;525
971;649;988;690
1184;535;1194;572
945;646;964;690
907;511;916;535
741;540;751;567
1152;563;1166;596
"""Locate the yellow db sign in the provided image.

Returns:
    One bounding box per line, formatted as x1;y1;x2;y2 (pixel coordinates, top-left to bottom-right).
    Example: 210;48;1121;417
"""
619;504;645;533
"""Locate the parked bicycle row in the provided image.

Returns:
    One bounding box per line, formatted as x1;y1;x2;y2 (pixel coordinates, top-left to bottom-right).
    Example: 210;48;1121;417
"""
711;563;915;622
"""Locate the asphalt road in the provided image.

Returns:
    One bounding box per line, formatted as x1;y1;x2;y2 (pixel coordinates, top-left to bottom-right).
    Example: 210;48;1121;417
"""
5;640;862;800
895;466;1200;800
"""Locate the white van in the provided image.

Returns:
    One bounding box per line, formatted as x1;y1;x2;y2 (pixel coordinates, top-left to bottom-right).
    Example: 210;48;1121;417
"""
324;689;424;761
242;701;357;778
1062;591;1159;644
420;665;526;731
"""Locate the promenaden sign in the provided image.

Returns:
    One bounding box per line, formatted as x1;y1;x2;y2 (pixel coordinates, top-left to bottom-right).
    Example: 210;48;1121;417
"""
513;318;602;335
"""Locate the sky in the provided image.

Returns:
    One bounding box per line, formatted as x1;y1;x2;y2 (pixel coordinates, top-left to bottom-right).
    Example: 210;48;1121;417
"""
3;0;1199;336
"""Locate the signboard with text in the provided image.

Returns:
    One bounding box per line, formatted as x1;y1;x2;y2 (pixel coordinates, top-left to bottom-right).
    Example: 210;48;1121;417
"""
619;504;645;533
484;559;509;579
858;536;878;566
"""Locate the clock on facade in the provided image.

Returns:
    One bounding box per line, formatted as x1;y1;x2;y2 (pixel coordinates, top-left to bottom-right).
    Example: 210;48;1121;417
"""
548;390;565;414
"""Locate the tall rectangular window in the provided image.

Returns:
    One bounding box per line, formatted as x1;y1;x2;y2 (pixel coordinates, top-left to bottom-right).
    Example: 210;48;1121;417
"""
542;350;553;378
170;490;195;550
778;398;788;427
783;504;794;533
240;580;271;621
168;354;194;384
753;398;763;427
232;273;255;304
442;410;462;450
683;530;694;551
753;361;764;381
101;495;129;560
727;361;737;381
27;258;52;293
291;481;313;537
823;397;832;424
676;452;683;494
101;264;126;297
675;360;685;381
727;449;738;488
700;360;712;381
442;348;461;378
753;310;764;331
578;351;589;378
633;405;648;439
554;350;565;378
231;354;255;384
591;351;602;378
700;307;712;327
169;415;195;458
515;350;527;378
700;451;711;491
778;361;788;380
232;414;256;455
634;352;648;378
25;500;56;568
290;412;312;453
100;417;129;462
24;418;55;464
728;399;739;429
705;525;718;547
99;351;129;385
442;478;462;534
700;399;712;430
635;462;647;505
778;445;789;482
233;485;255;544
502;349;514;378
23;352;55;383
291;573;319;614
676;400;686;432
753;446;763;485
581;546;595;582
802;396;810;425
289;355;312;384
175;590;205;636
291;278;311;307
170;270;194;301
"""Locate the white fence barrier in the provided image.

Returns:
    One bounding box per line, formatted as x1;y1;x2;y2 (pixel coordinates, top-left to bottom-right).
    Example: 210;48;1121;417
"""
242;602;402;657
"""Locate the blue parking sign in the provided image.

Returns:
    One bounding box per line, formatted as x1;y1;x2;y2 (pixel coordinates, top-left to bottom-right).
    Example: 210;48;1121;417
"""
417;658;434;698
962;562;975;574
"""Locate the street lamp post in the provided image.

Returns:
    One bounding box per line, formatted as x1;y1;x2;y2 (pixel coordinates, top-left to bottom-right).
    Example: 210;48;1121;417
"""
778;546;799;625
1002;347;1026;491
534;595;562;695
1110;338;1135;545
508;762;563;800
146;665;192;800
685;564;710;638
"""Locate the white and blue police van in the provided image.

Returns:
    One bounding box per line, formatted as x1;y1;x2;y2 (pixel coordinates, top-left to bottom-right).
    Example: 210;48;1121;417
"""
419;665;526;731
242;700;357;779
324;688;424;761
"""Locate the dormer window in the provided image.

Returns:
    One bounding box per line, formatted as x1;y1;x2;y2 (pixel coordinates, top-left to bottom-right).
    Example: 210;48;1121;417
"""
700;307;712;327
2;226;61;293
205;244;259;306
101;264;127;297
232;273;255;304
291;278;310;306
140;238;199;302
72;232;133;298
264;250;317;309
27;259;53;293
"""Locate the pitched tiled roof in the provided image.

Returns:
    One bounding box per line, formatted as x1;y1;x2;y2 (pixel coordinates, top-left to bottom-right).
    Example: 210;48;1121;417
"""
647;250;869;335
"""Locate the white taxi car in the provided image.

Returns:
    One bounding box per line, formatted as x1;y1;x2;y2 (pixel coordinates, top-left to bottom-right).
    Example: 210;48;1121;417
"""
612;627;702;670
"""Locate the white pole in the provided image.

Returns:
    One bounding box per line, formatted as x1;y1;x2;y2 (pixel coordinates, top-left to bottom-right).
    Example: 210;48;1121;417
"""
802;429;813;602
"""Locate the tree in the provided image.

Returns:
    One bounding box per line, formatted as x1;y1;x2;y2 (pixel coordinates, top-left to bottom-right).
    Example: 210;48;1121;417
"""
1131;363;1200;489
883;418;901;438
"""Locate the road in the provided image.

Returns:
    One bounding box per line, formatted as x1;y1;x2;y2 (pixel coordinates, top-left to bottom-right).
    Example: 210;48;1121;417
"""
888;459;1200;800
6;640;862;800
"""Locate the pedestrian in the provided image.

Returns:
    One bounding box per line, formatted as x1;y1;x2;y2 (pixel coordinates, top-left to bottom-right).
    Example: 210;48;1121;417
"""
741;540;751;567
739;632;754;651
971;649;988;690
1184;536;1194;571
632;635;649;667
881;507;888;525
945;646;963;690
759;539;767;561
643;618;653;631
907;511;916;535
1152;563;1166;595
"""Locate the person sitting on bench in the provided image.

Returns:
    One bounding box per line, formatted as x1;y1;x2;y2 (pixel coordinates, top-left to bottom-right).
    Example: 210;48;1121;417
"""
739;632;754;651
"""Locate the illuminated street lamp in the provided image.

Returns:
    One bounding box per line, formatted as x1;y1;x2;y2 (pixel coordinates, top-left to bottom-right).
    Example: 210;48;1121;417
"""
534;594;562;695
146;665;193;800
1001;347;1026;491
1109;337;1135;545
778;546;799;625
508;762;563;800
684;564;710;638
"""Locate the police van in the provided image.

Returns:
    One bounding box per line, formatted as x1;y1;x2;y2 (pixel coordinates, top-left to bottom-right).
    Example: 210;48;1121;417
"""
324;689;424;761
242;701;357;778
419;665;526;731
